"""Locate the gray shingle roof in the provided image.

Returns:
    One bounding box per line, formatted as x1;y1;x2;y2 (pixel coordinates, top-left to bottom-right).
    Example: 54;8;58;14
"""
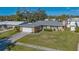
0;21;27;26
20;21;64;28
36;21;64;26
20;23;41;28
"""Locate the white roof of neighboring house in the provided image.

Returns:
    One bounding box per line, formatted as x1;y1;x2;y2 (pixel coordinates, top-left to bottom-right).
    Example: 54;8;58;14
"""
68;18;79;22
67;18;79;27
0;21;27;26
70;22;76;27
77;22;79;27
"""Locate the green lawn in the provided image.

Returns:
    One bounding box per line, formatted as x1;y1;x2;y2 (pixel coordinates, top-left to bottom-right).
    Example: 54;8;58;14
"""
16;31;79;51
0;30;18;39
11;45;41;51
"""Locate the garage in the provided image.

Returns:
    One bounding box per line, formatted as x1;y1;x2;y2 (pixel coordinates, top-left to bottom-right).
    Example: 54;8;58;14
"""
20;22;42;33
22;27;33;32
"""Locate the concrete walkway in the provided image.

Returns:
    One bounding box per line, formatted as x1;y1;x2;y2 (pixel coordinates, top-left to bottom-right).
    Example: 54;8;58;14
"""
8;32;30;43
15;42;59;51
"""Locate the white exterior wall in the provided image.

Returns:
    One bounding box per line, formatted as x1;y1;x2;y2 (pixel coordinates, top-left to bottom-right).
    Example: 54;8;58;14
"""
47;26;51;29
58;27;63;31
70;27;76;31
51;27;54;30
43;26;46;29
67;21;71;28
67;24;70;28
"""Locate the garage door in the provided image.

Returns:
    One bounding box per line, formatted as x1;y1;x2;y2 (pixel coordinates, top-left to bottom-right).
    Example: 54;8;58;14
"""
22;27;32;32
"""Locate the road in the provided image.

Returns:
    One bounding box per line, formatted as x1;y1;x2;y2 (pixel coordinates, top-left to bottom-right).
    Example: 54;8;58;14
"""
15;42;59;51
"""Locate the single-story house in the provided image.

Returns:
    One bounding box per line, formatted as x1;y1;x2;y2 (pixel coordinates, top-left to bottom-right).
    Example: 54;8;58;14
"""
0;20;65;33
20;21;65;33
0;21;27;30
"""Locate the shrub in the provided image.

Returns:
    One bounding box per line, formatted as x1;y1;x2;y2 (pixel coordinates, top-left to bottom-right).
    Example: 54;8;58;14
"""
14;26;20;32
75;27;79;32
65;28;70;31
44;29;52;31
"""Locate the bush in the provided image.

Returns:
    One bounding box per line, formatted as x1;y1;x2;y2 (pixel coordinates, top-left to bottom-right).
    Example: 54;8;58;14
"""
44;29;52;31
65;28;70;31
75;27;79;32
14;26;20;32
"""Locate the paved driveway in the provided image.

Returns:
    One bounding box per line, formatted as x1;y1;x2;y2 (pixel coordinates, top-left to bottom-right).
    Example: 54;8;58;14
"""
8;32;30;43
15;42;59;51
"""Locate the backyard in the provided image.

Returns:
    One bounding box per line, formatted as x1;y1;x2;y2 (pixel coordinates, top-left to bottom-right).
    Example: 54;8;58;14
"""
11;31;79;51
0;30;18;39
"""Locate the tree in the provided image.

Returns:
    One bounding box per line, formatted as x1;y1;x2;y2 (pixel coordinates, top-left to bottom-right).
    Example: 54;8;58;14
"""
35;8;47;21
16;10;22;21
15;8;47;22
16;8;32;22
54;15;69;21
60;15;69;21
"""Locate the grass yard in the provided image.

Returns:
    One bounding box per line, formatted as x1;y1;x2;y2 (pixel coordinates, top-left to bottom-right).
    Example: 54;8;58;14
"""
16;31;79;51
11;45;41;51
0;30;18;39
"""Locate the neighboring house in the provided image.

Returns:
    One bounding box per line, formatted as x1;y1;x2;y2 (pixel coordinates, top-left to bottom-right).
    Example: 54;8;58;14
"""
0;21;27;30
67;18;79;31
45;18;56;21
70;22;77;31
0;22;7;30
76;22;79;27
20;21;65;33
